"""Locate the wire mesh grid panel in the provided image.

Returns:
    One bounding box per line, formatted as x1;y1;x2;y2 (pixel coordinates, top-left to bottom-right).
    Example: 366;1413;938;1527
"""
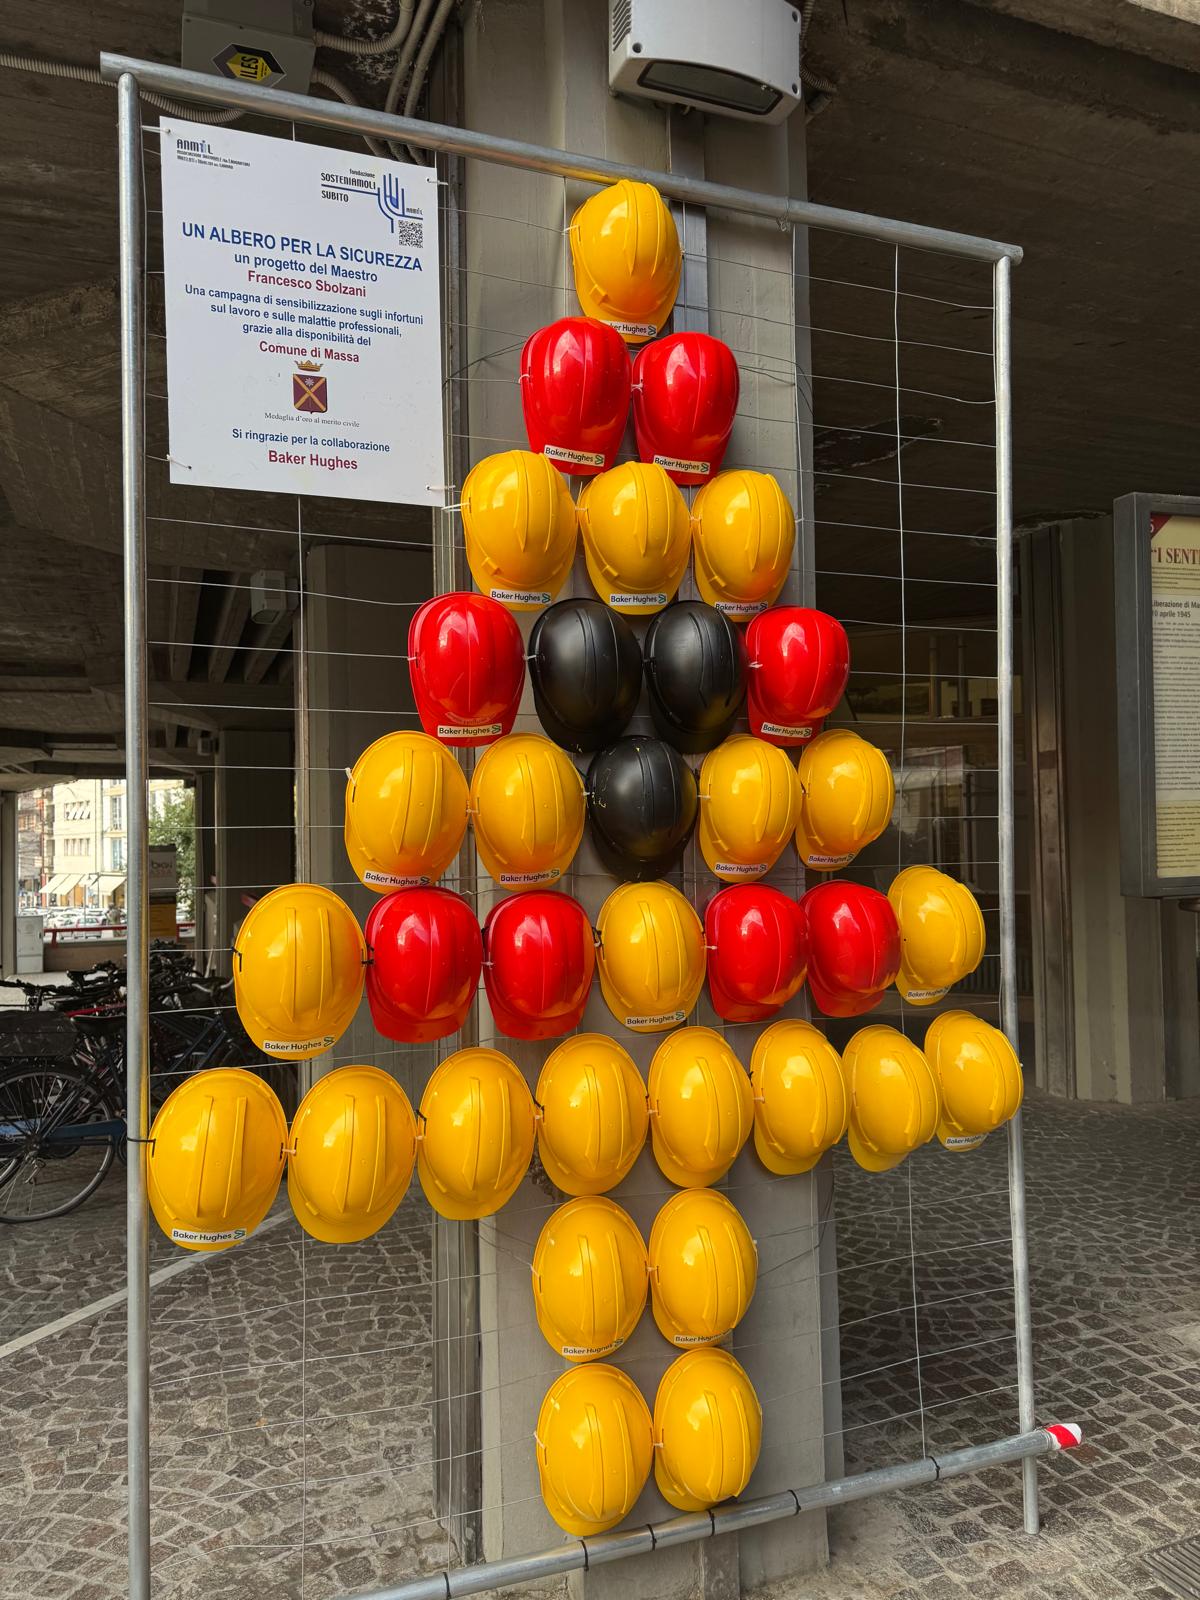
118;81;1033;1600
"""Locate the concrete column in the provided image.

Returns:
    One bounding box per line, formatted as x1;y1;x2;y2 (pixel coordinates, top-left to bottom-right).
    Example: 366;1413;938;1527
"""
214;729;294;971
459;4;830;1593
1026;518;1200;1102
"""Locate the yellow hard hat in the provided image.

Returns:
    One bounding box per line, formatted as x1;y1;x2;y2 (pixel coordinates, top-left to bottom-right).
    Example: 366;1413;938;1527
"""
532;1196;648;1361
535;1364;653;1535
691;471;795;621
653;1348;762;1511
887;866;985;1004
843;1024;940;1173
468;732;586;889
795;729;894;872
595;881;706;1031
647;1026;753;1188
287;1065;417;1243
535;1034;648;1196
417;1047;535;1219
924;1011;1023;1151
576;462;691;614
749;1019;849;1176
648;1188;757;1347
462;449;577;610
698;734;800;882
569;179;681;344
148;1069;286;1252
233;883;366;1060
345;731;469;891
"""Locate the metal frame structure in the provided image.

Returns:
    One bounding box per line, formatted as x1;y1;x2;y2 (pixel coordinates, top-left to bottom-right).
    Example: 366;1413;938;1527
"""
105;52;1054;1600
1113;490;1200;900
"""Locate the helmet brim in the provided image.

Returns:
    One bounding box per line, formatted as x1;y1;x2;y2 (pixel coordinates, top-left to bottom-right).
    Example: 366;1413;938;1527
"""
536;1128;635;1197
580;539;678;617
653;1455;710;1513
697;811;771;884
287;1162;406;1245
847;1123;906;1173
364;975;468;1044
417;1149;525;1221
649;1125;733;1190
751;1120;823;1176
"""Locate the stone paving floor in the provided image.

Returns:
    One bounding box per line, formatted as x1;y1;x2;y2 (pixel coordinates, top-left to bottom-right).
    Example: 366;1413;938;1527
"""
0;1089;1196;1600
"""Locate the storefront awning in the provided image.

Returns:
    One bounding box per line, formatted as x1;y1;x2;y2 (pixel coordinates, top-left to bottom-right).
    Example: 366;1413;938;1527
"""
96;874;126;896
45;874;83;897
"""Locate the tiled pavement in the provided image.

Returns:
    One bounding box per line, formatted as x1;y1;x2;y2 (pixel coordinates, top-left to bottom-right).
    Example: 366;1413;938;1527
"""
0;1089;1197;1600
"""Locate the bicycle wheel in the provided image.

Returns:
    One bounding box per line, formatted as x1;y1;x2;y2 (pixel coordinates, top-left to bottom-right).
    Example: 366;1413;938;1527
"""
0;1063;122;1222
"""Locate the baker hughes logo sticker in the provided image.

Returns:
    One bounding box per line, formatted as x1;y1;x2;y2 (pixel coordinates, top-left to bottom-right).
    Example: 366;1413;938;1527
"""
263;1035;335;1053
172;1226;247;1245
362;870;431;888
545;444;604;469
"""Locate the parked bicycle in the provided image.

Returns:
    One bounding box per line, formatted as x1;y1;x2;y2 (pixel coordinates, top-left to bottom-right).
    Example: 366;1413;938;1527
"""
0;950;280;1222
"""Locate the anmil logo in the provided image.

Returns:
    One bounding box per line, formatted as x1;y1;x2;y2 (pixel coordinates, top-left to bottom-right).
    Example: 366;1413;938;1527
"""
177;137;211;156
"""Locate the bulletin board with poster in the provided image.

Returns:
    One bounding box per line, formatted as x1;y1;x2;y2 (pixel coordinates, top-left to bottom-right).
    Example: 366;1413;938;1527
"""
1114;492;1200;898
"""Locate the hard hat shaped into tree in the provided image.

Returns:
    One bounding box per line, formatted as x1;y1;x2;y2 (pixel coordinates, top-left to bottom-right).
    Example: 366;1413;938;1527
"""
577;461;691;615
795;729;894;872
887;865;985;1004
704;884;808;1024
535;1034;649;1196
648;1187;757;1347
586;736;698;882
417;1047;535;1219
520;316;632;476
461;448;577;610
923;1010;1023;1151
647;1025;754;1188
407;592;524;747
843;1024;940;1173
288;1065;417;1244
643;601;746;754
148;1069;287;1252
691;469;796;621
532;1195;648;1362
802;879;901;1018
468;732;586;889
698;733;801;882
482;890;595;1040
344;731;469;891
233;883;366;1058
569;178;681;344
529;598;642;754
745;606;850;747
364;887;481;1044
749;1019;849;1175
535;1364;653;1535
595;880;706;1031
653;1349;762;1512
632;331;740;485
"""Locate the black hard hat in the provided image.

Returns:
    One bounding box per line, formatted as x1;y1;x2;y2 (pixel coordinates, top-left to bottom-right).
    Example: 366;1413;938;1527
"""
529;599;643;754
586;737;699;881
643;601;747;754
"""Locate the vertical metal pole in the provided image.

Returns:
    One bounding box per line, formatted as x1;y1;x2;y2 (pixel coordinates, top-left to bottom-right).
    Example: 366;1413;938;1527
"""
118;71;151;1600
995;254;1039;1536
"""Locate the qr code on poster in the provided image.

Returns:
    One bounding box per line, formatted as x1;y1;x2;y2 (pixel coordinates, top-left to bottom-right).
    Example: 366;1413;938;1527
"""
394;219;424;248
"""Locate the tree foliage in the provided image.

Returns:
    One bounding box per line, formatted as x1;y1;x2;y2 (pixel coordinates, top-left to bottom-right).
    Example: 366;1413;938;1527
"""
148;787;196;909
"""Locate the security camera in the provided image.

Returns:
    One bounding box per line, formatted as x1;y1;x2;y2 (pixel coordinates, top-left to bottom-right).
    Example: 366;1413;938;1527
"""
609;0;803;125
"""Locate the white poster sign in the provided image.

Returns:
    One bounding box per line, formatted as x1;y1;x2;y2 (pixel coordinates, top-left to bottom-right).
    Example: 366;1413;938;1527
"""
159;122;444;505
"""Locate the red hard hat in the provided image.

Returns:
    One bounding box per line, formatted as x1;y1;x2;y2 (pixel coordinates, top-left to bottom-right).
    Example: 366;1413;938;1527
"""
483;891;596;1040
632;332;740;485
520;317;632;477
365;888;483;1042
704;884;808;1023
745;608;850;747
408;592;524;747
802;880;900;1018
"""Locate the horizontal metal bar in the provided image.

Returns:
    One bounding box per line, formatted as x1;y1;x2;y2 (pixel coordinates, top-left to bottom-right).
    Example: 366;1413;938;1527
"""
98;54;1021;264
338;1426;1077;1600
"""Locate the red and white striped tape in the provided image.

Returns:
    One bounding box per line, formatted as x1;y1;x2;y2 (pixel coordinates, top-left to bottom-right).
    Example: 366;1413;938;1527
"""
1044;1423;1083;1451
